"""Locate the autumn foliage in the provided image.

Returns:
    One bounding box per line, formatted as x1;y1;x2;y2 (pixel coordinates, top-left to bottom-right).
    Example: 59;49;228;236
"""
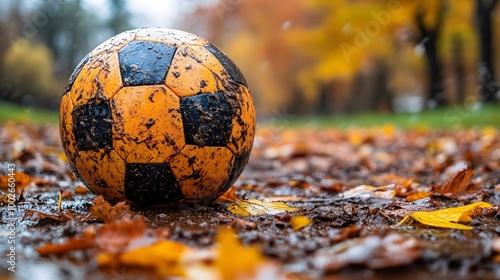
185;0;499;114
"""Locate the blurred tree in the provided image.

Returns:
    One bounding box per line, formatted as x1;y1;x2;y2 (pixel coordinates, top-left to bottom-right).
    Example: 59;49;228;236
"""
414;0;446;108
2;39;60;107
35;0;97;76
440;0;478;105
476;0;498;103
293;0;401;112
184;0;311;115
108;0;130;34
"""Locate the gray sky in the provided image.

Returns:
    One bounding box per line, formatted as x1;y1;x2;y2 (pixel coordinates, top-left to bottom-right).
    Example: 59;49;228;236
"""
83;0;212;28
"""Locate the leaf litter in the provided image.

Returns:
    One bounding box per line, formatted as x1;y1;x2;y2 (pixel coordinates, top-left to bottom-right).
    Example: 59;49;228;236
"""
0;123;499;279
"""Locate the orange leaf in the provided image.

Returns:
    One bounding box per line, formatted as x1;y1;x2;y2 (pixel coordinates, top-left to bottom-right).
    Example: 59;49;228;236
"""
406;191;432;202
97;240;189;277
90;196;132;223
74;185;89;195
0;171;41;195
37;237;94;256
216;186;239;203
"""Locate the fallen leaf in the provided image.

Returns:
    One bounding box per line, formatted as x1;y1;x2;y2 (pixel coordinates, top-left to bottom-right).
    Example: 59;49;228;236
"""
314;234;421;271
95;216;150;253
329;225;362;243
23;209;72;223
97;228;280;279
290;215;311;231
90;195;132;223
492;237;500;263
406;191;432;202
216;185;239;203
398;202;493;230
341;185;396;199
36;216;167;257
0;171;43;195
217;213;257;229
215;228;267;280
227;199;298;216
433;166;476;194
97;240;191;277
74;185;89;195
37;236;95;256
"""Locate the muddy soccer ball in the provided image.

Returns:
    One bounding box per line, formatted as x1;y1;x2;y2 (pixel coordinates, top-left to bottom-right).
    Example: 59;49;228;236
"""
59;28;255;206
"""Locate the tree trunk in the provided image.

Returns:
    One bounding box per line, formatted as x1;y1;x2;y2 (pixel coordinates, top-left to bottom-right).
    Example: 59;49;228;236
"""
416;0;446;108
452;35;466;104
315;81;332;114
371;59;392;112
476;0;498;103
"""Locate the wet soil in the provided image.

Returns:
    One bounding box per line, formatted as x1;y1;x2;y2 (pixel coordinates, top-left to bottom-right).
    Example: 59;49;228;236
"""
1;124;500;279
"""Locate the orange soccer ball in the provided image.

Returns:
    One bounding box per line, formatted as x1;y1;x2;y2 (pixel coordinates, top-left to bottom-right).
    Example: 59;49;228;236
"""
59;28;255;206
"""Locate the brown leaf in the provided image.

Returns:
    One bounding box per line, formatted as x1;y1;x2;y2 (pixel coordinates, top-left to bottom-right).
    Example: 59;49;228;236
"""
0;171;39;195
37;236;95;256
36;216;168;257
433;166;476;194
23;209;72;223
95;216;150;253
329;225;361;243
314;234;421;271
90;195;132;223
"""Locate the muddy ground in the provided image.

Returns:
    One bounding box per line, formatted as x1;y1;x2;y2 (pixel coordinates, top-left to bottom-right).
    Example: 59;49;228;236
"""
1;123;500;279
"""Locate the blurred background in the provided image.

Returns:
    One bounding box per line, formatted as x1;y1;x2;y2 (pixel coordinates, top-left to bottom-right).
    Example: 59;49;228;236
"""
0;0;498;119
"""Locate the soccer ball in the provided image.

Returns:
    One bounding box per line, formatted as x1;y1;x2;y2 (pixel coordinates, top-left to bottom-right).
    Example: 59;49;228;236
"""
59;28;255;206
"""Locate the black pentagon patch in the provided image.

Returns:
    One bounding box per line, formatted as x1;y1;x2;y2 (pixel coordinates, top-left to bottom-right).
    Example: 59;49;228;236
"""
72;101;112;151
180;92;233;147
125;163;183;205
204;43;247;87
118;41;176;86
65;53;90;94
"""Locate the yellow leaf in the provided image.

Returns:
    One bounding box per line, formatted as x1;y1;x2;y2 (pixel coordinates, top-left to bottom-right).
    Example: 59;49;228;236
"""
227;199;298;216
216;228;265;280
290;215;311;231
398;202;493;230
98;240;188;277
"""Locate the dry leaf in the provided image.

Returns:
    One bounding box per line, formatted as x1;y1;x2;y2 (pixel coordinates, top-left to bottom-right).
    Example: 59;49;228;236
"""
314;234;421;271
74;185;89;195
329;225;362;243
90;195;132;223
216;186;239;203
97;240;190;277
341;185;396;199
434;166;476;194
37;236;94;256
227;199;298;216
290;215;311;231
95;216;149;253
23;209;72;223
0;171;45;195
398;202;493;230
97;228;278;279
215;228;266;280
406;191;432;202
